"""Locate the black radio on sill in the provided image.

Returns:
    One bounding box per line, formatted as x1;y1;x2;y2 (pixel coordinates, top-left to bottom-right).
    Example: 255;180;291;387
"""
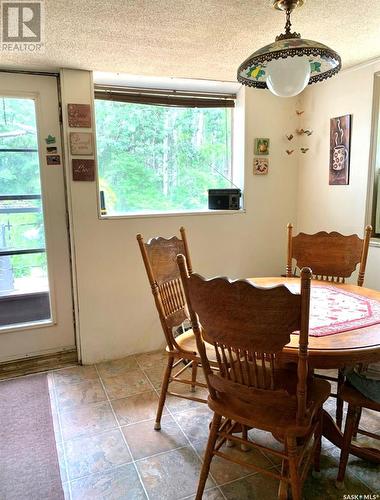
208;188;241;210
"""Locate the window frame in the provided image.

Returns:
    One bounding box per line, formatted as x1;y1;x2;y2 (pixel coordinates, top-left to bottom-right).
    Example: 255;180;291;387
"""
93;86;243;219
366;71;380;239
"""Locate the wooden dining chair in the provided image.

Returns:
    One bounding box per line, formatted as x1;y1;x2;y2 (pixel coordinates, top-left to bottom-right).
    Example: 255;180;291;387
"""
286;223;372;286
178;257;331;500
336;382;380;489
137;227;213;431
286;223;372;430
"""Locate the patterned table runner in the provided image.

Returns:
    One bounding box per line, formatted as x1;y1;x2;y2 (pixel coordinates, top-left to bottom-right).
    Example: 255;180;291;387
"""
292;285;380;337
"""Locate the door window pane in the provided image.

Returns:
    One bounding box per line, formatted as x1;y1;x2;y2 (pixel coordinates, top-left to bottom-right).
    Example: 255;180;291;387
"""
0;97;50;327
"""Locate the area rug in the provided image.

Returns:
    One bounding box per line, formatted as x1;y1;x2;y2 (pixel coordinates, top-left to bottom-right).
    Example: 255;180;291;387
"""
0;373;64;500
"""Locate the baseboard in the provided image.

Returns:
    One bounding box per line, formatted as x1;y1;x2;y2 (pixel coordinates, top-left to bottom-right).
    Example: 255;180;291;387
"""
0;349;78;380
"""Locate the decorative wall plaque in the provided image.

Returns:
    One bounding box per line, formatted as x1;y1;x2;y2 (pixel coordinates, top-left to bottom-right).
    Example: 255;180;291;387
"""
68;104;92;128
254;138;270;155
329;114;352;185
253;157;269;175
72;159;95;181
70;132;93;155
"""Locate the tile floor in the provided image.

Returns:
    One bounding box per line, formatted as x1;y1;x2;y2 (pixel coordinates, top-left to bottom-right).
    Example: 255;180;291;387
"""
44;351;380;499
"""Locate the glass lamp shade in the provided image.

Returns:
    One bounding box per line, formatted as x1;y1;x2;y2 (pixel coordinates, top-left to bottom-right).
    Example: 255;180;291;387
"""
266;55;311;97
237;38;341;94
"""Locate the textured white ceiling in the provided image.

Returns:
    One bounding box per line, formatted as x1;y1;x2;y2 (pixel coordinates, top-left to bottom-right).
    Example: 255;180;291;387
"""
2;0;380;81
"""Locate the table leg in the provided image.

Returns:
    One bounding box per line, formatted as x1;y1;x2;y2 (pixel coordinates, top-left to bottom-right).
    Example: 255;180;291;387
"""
322;410;380;464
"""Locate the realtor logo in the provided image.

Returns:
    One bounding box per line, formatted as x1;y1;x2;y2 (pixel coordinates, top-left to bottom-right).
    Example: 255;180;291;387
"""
1;1;44;51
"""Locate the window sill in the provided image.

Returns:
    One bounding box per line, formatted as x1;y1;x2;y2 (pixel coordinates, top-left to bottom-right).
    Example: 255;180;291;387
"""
99;208;246;220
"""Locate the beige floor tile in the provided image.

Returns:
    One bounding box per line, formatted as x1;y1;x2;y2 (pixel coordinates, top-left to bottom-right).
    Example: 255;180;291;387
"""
327;444;380;491
111;391;167;426
221;472;280;499
135;350;167;370
173;406;213;442
60;401;117;440
143;364;166;389
136;446;214;500
143;362;207;391
54;366;99;387
314;368;338;378
62;481;70;500
70;463;146;500
165;382;209;413
192;437;273;485
56;441;68;484
171;365;207;386
65;429;132;480
56;379;107;411
247;428;285;465
187;488;224;500
122;415;188;460
302;451;372;499
357;407;380;433
97;357;139;378
101;369;151;400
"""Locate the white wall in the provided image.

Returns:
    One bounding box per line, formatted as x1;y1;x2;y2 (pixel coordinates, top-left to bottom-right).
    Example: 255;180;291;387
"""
60;69;299;364
297;60;380;290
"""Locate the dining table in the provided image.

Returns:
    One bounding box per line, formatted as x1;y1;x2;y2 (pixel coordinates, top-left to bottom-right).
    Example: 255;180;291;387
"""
248;276;380;464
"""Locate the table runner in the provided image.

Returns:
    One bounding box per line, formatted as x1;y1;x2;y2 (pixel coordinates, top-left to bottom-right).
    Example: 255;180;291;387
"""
294;285;380;337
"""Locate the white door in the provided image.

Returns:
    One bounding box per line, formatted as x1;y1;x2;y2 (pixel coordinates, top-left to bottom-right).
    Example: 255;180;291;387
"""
0;72;75;362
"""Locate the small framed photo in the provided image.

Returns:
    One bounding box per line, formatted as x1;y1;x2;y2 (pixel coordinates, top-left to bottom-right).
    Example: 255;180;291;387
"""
253;157;269;175
46;154;61;165
254;138;270;155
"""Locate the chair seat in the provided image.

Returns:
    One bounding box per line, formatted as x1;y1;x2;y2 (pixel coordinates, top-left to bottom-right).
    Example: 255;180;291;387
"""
166;329;218;364
208;373;330;437
340;382;380;411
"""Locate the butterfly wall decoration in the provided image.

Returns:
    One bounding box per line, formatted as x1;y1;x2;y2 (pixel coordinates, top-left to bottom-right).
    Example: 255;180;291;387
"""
296;128;313;136
284;111;313;155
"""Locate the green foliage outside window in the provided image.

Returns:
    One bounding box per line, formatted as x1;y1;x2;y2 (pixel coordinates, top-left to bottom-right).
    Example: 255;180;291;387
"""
0;98;47;281
95;100;232;214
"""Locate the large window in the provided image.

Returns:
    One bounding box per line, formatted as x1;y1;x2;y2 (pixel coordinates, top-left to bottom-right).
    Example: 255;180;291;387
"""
94;87;235;216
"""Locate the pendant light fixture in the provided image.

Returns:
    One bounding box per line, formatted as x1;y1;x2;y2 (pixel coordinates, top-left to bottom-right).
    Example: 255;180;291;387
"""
237;0;341;97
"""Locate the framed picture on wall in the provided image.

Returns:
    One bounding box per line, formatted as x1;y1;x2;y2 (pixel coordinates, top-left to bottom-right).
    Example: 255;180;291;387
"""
254;138;270;155
329;114;352;185
253;157;269;175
